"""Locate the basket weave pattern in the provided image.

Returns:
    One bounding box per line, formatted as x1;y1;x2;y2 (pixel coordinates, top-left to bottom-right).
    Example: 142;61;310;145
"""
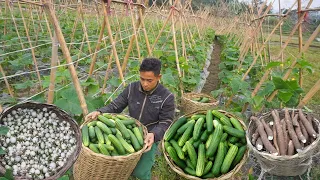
0;101;82;180
246;109;320;176
181;93;219;114
162;110;248;180
73;114;148;180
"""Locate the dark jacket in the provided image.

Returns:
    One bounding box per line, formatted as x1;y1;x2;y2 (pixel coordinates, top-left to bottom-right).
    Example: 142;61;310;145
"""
98;81;175;142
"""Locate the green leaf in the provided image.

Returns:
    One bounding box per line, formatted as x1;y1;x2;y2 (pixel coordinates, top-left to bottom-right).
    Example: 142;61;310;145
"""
253;96;264;107
85;96;104;113
257;81;275;97
296;59;313;73
153;50;163;57
54;97;82;115
14;80;33;90
266;62;282;69
4;169;13;180
57;175;69;180
0;147;6;155
108;77;121;88
0;177;9;180
278;90;293;103
272;77;302;92
0;126;9;135
230;78;241;93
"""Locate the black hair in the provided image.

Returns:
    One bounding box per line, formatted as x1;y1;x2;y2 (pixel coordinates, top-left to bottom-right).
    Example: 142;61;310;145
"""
139;58;162;76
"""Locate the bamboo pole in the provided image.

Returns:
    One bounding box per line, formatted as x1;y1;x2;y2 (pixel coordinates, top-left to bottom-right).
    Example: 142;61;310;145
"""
43;7;53;40
68;6;80;50
179;13;186;58
6;0;25;49
101;53;114;94
0;104;2;113
299;79;320;107
0;64;14;97
36;6;44;33
278;0;283;66
272;0;312;61
240;1;296;81
75;35;86;69
102;1;125;84
28;4;37;34
3;0;7;36
42;0;88;116
101;32;119;94
128;2;141;60
298;0;303;88
267;24;319;102
150;0;178;51
47;33;58;104
114;9;125;52
89;17;106;76
121;8;144;73
18;2;43;90
34;6;45;45
79;2;93;56
138;7;151;56
171;10;183;95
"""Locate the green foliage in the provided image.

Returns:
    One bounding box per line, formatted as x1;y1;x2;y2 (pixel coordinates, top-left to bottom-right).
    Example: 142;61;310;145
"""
212;35;313;112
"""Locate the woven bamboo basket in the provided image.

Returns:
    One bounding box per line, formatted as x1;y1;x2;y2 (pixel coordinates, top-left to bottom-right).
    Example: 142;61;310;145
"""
73;113;148;180
0;101;82;180
246;109;320;176
162;110;248;180
181;93;219;114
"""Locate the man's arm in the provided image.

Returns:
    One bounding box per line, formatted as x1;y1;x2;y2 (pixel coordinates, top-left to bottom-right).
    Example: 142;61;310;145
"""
98;84;131;113
150;93;175;142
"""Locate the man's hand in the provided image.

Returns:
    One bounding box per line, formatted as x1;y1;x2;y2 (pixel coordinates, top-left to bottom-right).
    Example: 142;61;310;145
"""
144;133;155;152
85;111;101;121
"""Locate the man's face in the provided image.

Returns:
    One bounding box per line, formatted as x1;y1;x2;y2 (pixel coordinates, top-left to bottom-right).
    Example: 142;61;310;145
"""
140;71;161;92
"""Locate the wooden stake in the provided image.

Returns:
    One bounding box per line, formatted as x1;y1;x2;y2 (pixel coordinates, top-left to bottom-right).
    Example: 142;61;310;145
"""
47;32;58;104
299;78;320;107
88;17;106;76
138;7;151;56
268;24;319;102
298;0;303;88
6;0;25;49
102;1;125;84
68;6;80;50
151;0;178;51
278;0;284;65
18;2;43;91
128;2;141;60
42;0;88;116
0;64;14;97
79;2;93;56
171;10;183;95
43;7;53;40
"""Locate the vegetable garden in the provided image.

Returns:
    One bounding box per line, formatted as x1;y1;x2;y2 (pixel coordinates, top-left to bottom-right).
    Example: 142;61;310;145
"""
0;0;319;179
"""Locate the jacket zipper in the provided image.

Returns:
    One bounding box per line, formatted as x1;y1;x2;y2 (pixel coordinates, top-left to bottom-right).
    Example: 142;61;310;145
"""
138;94;147;121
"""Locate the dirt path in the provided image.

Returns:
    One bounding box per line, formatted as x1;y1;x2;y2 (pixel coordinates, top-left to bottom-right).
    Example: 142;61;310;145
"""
201;36;222;94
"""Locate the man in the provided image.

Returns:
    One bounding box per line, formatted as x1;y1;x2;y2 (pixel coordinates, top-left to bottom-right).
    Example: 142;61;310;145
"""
86;58;175;180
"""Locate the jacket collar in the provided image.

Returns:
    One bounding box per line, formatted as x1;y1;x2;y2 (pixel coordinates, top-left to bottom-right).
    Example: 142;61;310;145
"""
139;82;159;95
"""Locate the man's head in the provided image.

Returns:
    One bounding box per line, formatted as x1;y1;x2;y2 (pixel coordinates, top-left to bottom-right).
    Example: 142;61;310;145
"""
139;58;162;92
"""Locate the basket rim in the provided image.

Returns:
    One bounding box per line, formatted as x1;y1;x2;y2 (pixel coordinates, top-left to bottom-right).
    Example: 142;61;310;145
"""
162;109;248;179
81;113;148;159
246;109;320;160
0;101;82;179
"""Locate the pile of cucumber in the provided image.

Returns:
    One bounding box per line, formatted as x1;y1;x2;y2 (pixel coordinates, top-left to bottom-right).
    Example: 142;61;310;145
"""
81;113;144;156
163;110;247;178
191;97;210;103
